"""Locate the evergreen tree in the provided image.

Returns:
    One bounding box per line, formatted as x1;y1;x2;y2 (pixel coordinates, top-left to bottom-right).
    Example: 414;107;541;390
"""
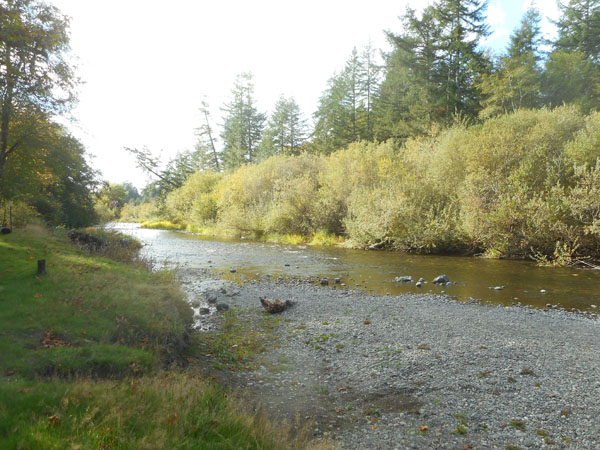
435;0;490;119
259;95;307;159
554;0;600;63
194;100;221;171
543;50;600;111
479;8;543;117
220;73;266;170
359;42;381;140
373;6;444;141
313;45;381;152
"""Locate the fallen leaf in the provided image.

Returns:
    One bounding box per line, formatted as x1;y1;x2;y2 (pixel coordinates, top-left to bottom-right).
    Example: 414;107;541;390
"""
337;386;349;392
34;293;42;299
420;425;429;432
48;415;61;427
6;370;15;376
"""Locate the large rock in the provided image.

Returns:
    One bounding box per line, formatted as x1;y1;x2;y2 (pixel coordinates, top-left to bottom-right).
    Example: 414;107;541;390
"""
394;276;413;283
432;274;450;285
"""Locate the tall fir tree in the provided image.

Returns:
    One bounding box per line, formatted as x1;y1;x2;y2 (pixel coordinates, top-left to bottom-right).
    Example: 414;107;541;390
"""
194;100;221;171
554;0;600;63
478;8;543;117
258;96;307;159
373;6;443;141
220;73;266;170
435;0;490;120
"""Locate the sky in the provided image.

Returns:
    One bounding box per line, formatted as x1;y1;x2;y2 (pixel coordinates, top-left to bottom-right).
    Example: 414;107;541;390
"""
49;0;561;190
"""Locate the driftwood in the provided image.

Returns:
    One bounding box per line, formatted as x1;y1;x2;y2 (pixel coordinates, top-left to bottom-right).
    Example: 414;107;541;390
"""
260;296;293;314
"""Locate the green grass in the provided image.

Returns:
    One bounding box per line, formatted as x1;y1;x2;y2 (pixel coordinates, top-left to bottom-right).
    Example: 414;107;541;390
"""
0;226;315;449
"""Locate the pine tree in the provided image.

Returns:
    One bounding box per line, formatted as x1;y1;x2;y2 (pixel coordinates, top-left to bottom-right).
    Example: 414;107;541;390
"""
373;6;443;140
555;0;600;63
258;96;307;159
435;0;490;119
220;73;266;170
194;100;221;171
479;8;543;117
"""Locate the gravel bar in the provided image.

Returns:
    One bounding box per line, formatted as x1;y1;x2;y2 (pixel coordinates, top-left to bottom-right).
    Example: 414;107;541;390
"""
183;274;600;449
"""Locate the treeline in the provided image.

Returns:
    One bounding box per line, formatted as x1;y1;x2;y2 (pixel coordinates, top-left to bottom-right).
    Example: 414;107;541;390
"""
0;0;97;228
182;0;600;170
122;0;600;261
131;107;600;262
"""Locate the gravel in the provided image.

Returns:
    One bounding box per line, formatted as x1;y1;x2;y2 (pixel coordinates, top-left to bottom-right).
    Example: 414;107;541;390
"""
182;273;600;449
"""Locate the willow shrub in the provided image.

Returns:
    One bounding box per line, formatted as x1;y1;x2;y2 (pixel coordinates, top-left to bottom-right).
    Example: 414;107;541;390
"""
344;132;469;253
165;171;222;225
459;107;586;257
215;154;322;236
149;107;600;260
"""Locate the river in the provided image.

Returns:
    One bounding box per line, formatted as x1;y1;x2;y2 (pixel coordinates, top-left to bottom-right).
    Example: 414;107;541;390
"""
110;223;600;313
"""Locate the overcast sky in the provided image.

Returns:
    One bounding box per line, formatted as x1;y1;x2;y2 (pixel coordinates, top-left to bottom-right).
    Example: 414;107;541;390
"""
49;0;560;189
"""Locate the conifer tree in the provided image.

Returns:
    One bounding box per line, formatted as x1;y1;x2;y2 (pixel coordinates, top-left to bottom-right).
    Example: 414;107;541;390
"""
555;0;600;63
220;73;265;170
258;96;308;159
479;8;543;117
435;0;490;119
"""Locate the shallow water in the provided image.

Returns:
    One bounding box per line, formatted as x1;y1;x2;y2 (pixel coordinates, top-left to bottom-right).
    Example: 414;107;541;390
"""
110;223;600;312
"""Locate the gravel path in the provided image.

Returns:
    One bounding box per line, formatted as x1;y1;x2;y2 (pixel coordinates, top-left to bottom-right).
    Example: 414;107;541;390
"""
182;273;600;449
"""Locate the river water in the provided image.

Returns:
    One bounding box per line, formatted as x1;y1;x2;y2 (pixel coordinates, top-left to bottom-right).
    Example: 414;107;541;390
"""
111;223;600;312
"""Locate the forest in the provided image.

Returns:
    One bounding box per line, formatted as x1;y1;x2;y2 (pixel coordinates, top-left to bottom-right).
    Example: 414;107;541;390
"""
3;0;600;262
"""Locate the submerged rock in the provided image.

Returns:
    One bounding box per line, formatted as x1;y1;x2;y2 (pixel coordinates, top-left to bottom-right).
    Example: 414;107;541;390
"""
216;303;229;312
394;276;413;283
433;275;450;285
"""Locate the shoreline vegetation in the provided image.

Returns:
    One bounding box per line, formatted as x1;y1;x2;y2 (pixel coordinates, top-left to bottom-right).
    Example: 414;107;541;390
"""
0;226;319;449
123;108;600;266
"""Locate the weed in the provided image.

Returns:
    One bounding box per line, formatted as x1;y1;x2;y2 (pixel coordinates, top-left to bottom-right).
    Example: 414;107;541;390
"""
509;419;526;431
536;428;549;437
520;368;536;376
362;407;381;418
417;345;431;350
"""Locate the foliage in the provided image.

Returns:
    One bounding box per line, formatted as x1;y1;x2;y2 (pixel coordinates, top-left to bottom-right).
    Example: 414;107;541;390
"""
138;107;600;262
220;72;266;170
0;0;76;186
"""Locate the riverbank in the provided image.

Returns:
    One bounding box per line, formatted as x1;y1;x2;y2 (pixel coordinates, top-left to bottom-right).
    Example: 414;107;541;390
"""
183;271;600;449
0;227;314;449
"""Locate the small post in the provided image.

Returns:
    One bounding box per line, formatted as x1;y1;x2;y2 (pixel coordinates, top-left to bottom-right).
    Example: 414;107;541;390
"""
9;205;12;229
37;259;47;276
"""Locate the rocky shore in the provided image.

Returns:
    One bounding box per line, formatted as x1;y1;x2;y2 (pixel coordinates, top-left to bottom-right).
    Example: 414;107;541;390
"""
181;272;600;449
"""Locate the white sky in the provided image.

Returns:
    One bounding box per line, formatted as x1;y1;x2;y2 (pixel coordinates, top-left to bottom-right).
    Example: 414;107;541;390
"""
49;0;560;189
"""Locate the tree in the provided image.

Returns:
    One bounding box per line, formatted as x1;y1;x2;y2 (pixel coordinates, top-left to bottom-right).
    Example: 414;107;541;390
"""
0;0;76;189
435;0;490;119
194;100;221;171
313;45;381;152
220;72;266;170
359;42;381;140
478;8;543;117
125;147;204;197
258;95;308;159
543;50;600;112
554;0;600;63
373;6;444;140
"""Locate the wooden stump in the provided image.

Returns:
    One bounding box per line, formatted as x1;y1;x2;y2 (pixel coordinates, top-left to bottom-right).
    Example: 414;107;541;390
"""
37;259;47;276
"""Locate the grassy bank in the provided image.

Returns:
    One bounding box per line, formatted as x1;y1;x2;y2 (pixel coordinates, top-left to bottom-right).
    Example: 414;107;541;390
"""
0;226;313;449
